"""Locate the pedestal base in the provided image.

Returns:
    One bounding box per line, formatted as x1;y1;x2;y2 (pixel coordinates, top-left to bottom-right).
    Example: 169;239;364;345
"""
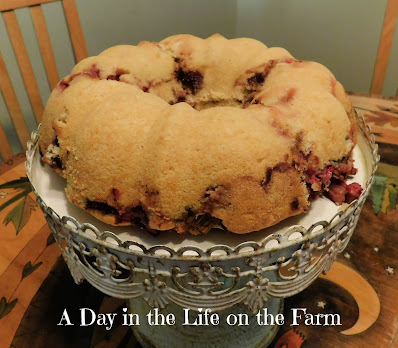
128;298;283;348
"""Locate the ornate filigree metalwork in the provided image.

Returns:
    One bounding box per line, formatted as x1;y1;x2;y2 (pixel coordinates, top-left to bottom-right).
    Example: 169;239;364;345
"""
243;276;270;313
62;246;84;284
143;277;169;309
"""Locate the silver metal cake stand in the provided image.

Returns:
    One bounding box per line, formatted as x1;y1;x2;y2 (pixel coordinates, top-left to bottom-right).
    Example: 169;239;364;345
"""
26;114;378;348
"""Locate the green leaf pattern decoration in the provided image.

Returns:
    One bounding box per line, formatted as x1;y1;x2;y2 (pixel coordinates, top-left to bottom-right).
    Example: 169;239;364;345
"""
0;177;36;234
371;163;398;215
22;261;43;280
0;297;18;320
46;233;56;246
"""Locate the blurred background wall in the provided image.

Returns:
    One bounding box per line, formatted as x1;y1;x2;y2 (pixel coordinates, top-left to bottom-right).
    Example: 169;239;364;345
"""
0;0;397;155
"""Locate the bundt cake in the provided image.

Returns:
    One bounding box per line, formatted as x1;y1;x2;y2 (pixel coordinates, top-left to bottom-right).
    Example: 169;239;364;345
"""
38;34;362;235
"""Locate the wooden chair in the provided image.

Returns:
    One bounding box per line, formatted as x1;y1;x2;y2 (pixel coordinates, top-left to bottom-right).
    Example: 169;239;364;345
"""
0;0;87;162
371;0;398;97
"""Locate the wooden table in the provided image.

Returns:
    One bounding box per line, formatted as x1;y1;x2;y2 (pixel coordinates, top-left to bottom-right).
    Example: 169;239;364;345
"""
0;95;397;348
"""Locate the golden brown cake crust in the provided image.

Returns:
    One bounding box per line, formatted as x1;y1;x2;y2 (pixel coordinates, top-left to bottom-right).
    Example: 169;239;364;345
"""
39;34;356;235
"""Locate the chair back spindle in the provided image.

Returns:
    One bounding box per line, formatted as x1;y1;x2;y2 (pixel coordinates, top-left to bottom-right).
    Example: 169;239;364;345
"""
0;0;87;161
371;0;398;96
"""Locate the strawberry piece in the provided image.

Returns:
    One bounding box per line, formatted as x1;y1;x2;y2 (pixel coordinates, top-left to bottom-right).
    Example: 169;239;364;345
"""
346;183;363;203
